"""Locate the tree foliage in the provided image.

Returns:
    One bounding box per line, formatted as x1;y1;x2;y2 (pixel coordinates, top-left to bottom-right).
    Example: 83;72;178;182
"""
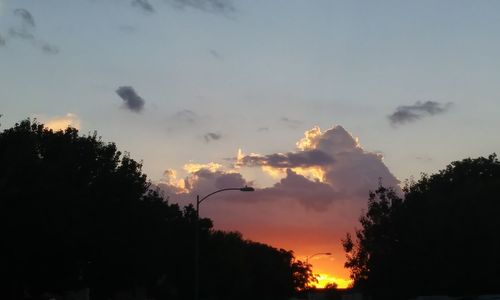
343;154;500;298
0;120;312;300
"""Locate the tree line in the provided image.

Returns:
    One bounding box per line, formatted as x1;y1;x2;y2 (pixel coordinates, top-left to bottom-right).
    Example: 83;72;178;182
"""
343;153;500;299
0;120;312;300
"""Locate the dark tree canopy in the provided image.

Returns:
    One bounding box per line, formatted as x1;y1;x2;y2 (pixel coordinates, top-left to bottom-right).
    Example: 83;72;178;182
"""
343;154;500;299
0;120;312;300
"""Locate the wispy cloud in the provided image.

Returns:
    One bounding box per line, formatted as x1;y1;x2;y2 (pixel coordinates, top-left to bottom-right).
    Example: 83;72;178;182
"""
9;27;35;40
0;34;6;47
132;0;155;13
13;9;35;27
166;0;235;14
281;117;302;129
166;109;205;133
39;42;59;54
7;8;59;54
116;86;146;112
209;49;223;60
204;132;222;143
174;109;198;123
388;101;453;126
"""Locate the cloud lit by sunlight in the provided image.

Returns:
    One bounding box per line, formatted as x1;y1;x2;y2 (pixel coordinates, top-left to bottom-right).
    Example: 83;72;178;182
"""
291;166;325;182
184;162;223;174
161;169;188;193
261;165;285;179
158;124;401;284
44;113;81;131
296;126;323;151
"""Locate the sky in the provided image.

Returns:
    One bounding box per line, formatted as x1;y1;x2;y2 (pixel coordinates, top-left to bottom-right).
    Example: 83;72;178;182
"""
2;0;500;288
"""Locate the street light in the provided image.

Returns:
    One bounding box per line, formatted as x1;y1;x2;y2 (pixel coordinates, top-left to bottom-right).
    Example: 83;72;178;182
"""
194;186;254;300
305;252;332;265
305;252;332;300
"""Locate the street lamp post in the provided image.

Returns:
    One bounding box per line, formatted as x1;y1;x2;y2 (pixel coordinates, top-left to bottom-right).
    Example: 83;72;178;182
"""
305;252;331;300
194;186;254;300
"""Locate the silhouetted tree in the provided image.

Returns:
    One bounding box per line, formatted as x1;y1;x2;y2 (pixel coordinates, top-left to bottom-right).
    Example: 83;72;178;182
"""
0;119;312;300
343;154;500;299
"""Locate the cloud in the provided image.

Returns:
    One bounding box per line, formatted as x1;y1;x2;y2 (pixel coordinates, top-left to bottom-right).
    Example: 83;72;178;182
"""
240;149;333;169
174;109;198;124
158;125;400;282
242;125;399;198
132;0;155;13
44;113;81;131
8;8;60;54
8;27;34;40
257;169;339;211
203;132;222;143
0;34;5;46
388;101;453;126
281;117;302;128
116;86;145;112
257;127;269;132
161;125;399;211
14;9;35;27
39;42;59;54
165;0;235;14
166;109;207;133
209;49;223;60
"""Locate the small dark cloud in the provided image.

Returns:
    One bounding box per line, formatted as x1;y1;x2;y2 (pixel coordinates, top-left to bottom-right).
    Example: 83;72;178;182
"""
209;49;223;60
116;86;146;112
204;132;222;143
14;9;35;27
0;34;6;47
132;0;155;13
166;0;235;14
281;117;302;128
40;42;59;54
388;101;453;126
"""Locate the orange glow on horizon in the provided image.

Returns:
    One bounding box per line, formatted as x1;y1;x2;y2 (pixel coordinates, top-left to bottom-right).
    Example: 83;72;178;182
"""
310;273;352;289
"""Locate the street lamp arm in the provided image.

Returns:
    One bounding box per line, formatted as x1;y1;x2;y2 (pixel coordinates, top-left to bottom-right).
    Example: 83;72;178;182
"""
305;252;332;264
198;188;244;205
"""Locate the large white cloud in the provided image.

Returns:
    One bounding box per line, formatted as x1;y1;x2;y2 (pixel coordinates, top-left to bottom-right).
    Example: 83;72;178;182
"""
158;124;399;212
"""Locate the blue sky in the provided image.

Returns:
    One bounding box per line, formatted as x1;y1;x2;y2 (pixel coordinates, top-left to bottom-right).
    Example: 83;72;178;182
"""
2;0;500;284
2;0;499;182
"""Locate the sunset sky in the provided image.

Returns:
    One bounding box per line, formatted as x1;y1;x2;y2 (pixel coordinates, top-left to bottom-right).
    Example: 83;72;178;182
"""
2;0;500;288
